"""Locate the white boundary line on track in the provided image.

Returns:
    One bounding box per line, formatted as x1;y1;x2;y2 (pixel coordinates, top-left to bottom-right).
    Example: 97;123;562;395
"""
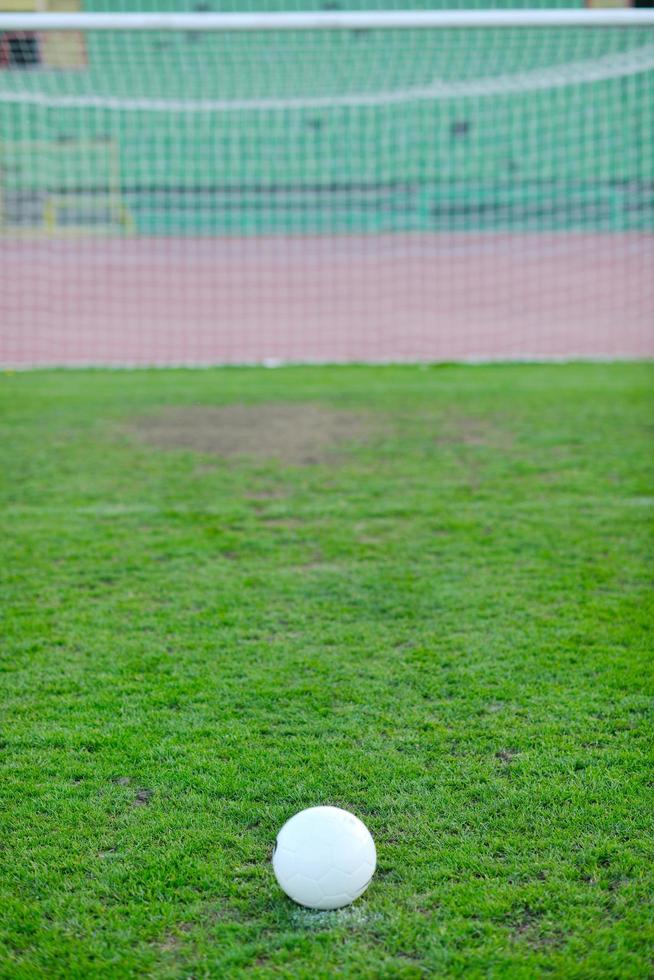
3;355;652;371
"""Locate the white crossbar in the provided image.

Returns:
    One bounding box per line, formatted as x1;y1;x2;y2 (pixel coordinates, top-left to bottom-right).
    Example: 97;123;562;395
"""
0;10;654;32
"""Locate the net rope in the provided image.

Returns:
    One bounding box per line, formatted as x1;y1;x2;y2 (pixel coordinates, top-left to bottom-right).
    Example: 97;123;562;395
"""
2;42;653;109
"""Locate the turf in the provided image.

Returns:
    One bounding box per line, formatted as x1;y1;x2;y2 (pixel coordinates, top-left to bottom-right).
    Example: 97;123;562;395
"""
1;362;653;978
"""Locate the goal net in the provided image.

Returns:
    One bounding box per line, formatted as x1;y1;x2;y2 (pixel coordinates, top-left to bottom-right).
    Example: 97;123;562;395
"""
1;11;653;366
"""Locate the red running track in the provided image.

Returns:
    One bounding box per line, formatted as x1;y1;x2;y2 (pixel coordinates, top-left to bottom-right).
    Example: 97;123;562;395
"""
1;233;653;366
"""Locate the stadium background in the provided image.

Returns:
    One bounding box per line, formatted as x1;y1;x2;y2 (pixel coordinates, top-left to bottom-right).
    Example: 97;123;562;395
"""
1;0;652;238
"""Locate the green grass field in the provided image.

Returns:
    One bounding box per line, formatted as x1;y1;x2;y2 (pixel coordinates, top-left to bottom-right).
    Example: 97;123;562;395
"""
1;363;653;978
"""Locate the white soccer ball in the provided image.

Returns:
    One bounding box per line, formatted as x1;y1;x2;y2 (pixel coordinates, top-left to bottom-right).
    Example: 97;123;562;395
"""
272;805;376;910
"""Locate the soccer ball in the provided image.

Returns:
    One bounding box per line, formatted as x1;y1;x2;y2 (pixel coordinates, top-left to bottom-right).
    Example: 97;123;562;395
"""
272;805;376;910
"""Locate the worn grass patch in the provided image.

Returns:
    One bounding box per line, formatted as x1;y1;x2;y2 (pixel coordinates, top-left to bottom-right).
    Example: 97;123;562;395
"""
1;363;653;978
130;403;378;465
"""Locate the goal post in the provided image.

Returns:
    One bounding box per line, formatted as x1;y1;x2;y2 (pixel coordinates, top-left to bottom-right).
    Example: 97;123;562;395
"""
0;10;652;365
2;10;654;29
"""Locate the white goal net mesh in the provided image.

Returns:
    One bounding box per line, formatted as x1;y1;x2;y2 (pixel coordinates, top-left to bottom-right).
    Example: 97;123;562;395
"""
1;13;653;365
